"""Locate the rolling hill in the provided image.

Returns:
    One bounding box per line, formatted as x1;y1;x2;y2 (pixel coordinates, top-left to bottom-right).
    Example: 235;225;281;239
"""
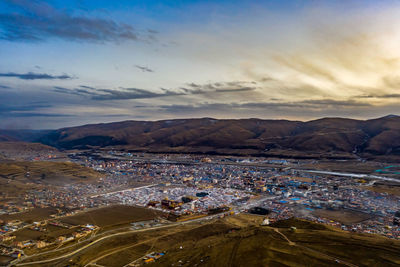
36;116;400;159
150;216;400;267
45;214;400;267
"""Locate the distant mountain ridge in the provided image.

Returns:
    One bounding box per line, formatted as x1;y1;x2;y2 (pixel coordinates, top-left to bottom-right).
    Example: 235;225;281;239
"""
0;129;52;142
32;116;400;159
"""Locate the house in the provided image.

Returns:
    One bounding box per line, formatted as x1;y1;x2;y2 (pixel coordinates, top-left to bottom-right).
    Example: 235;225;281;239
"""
36;240;48;248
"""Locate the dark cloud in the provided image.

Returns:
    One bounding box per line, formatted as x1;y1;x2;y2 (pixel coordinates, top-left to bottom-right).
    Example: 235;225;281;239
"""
52;81;258;101
358;94;400;99
0;102;67;118
2;112;72;118
0;103;51;113
0;84;11;89
79;85;96;90
135;65;154;73
0;72;73;80
53;86;92;96
0;0;139;43
93;88;182;100
52;86;183;100
215;87;255;93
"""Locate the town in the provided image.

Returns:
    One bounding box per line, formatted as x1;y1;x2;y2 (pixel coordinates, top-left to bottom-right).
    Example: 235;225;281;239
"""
1;150;399;265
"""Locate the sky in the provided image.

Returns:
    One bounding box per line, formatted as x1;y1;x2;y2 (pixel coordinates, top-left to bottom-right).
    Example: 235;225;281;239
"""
0;0;400;129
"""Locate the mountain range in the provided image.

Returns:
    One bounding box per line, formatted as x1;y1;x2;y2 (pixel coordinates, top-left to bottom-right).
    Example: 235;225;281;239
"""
7;115;394;160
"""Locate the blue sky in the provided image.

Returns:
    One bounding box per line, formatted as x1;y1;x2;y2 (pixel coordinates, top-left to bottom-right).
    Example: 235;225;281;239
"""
0;0;400;129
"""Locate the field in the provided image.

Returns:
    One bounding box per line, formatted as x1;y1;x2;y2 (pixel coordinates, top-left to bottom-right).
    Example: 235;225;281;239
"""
0;142;64;161
0;160;102;200
0;205;166;255
312;209;372;225
0;207;57;223
366;183;400;196
301;160;385;175
0;161;102;186
13;228;43;242
289;176;313;183
0;177;42;200
60;205;165;228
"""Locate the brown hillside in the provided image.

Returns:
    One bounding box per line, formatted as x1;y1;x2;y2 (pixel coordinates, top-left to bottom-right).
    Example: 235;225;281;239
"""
38;116;400;159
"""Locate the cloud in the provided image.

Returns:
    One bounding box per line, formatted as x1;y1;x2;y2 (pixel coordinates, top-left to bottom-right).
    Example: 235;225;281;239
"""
135;65;154;73
93;88;182;100
52;86;183;100
147;29;159;34
158;99;372;113
358;94;400;99
0;102;68;118
215;87;255;93
0;84;10;89
142;98;387;121
0;0;139;43
2;112;72;118
0;103;51;113
52;81;258;101
181;81;257;95
0;72;73;80
53;86;93;97
300;99;371;107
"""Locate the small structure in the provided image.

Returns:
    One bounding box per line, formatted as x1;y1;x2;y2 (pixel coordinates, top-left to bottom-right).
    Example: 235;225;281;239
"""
261;217;270;226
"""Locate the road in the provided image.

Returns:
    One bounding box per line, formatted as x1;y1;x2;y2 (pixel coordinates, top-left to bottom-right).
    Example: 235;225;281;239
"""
81;196;277;267
12;194;358;267
11;193;269;267
13;212;226;266
17;226;130;261
294;169;400;183
84;225;193;267
82;219;358;267
89;184;157;198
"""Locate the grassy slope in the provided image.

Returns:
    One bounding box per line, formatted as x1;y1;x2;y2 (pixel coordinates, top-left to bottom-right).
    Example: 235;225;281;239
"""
39;117;400;160
0;161;102;199
0;161;101;185
152;216;400;267
49;215;400;267
60;205;165;228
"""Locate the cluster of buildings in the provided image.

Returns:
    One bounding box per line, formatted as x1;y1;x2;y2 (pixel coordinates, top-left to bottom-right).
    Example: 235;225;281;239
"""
1;219;98;252
0;203;29;216
102;185;251;216
253;173;400;239
0;152;399;262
